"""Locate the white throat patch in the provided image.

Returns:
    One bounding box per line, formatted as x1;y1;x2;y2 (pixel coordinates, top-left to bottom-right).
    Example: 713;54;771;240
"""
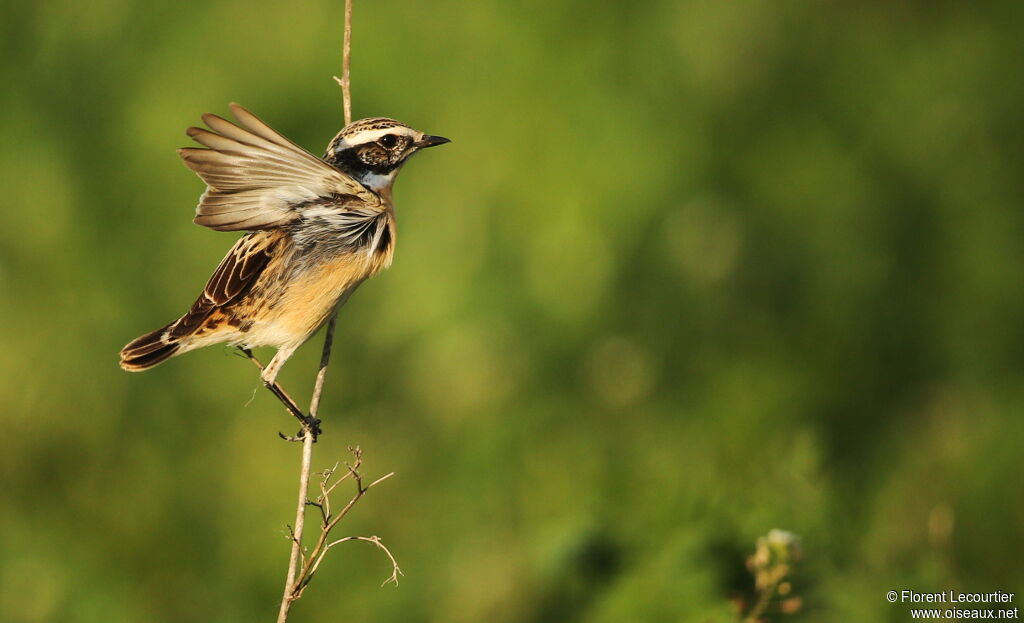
359;170;398;192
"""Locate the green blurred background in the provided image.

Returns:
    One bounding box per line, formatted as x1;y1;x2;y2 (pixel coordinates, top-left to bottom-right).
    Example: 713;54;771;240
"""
2;1;1023;621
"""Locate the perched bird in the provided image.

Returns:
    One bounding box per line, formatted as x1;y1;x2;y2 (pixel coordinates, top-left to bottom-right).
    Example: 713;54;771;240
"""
119;103;449;387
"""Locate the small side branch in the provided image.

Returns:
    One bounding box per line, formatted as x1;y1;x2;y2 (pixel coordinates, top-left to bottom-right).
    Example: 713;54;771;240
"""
320;536;403;587
289;447;399;600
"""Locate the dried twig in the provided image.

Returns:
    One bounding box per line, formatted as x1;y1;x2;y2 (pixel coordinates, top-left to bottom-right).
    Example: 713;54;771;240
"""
321;536;402;587
276;430;316;623
333;0;354;126
289;448;401;598
275;3;399;621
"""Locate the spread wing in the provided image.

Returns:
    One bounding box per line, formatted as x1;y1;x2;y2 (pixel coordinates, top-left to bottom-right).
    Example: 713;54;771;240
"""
178;103;380;232
167;231;281;339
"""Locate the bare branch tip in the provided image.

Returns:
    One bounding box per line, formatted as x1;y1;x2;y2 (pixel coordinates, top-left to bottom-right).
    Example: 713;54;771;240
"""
367;472;396;489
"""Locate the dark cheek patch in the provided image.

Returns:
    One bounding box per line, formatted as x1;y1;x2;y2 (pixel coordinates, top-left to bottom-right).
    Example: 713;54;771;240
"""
329;146;403;176
360;146;388;166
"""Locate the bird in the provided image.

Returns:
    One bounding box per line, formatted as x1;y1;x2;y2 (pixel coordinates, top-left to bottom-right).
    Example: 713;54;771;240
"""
119;103;449;394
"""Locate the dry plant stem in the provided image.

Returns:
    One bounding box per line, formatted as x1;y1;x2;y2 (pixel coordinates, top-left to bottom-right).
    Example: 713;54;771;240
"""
309;314;338;418
292;456;401;596
277;3;356;619
274;317;336;620
342;0;353;125
275;315;337;623
280;450;400;618
276;431;314;623
317;536;400;587
333;0;354;126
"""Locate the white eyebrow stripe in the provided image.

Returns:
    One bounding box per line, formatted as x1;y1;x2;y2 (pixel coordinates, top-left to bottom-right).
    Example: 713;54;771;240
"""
331;127;418;150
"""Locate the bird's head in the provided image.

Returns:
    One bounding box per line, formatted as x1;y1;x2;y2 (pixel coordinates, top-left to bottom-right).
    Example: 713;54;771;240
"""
325;117;450;193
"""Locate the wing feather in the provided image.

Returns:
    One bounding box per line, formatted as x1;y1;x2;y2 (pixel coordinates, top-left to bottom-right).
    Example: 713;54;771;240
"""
179;104;379;232
167;232;280;339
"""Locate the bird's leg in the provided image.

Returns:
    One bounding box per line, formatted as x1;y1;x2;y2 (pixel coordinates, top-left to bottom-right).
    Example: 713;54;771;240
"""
238;347;320;439
264;345;322;438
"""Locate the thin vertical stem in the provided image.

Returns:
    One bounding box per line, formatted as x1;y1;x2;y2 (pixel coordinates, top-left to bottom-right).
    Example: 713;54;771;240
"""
276;431;314;623
342;0;353;126
309;315;338;419
276;1;354;619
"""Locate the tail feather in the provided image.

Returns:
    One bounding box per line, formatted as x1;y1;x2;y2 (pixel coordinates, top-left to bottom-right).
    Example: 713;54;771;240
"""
119;324;181;371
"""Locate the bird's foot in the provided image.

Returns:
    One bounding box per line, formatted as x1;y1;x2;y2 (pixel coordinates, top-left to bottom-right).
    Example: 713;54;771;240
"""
303;415;323;439
278;416;322;443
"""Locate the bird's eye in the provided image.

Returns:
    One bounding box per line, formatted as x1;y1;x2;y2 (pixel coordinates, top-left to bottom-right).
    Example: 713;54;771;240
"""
378;134;397;148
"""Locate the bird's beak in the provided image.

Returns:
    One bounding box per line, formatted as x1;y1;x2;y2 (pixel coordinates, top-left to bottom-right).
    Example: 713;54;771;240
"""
417;134;451;149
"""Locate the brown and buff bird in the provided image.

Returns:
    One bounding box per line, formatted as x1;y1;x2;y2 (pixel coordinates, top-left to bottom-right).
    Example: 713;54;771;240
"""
119;104;449;398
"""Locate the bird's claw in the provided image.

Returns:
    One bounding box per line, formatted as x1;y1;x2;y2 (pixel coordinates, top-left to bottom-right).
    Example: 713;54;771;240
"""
277;416;322;442
303;416;323;439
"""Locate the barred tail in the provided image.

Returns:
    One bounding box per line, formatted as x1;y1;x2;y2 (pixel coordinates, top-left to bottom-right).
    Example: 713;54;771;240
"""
119;323;181;371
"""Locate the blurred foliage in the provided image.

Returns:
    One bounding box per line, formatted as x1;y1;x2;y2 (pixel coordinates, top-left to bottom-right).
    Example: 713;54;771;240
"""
2;1;1024;621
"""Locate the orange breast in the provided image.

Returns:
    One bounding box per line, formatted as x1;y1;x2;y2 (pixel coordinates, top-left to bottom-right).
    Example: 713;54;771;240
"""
274;250;389;338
